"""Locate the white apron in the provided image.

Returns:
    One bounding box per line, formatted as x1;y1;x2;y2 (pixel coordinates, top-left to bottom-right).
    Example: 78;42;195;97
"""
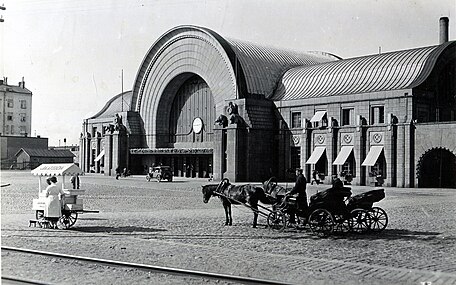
44;184;62;218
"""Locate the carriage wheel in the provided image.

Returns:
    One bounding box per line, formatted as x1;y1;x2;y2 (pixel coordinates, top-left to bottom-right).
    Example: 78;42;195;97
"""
368;207;388;232
308;209;334;237
146;175;151;182
156;174;161;182
333;214;351;233
349;209;371;234
58;211;78;229
267;211;286;231
36;210;44;220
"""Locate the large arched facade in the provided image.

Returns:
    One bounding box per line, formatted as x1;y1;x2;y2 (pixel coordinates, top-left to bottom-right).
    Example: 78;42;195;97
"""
81;24;456;187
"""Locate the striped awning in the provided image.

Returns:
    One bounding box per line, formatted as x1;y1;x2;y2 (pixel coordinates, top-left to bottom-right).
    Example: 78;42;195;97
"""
333;146;354;165
31;163;83;176
306;147;326;164
362;146;384;166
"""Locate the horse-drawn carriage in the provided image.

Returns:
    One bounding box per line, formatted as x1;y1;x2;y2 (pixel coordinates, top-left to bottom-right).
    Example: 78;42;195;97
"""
264;178;388;236
202;177;387;237
31;163;97;229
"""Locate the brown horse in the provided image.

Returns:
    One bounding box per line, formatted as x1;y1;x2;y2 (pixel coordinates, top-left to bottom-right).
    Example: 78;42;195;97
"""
202;178;269;228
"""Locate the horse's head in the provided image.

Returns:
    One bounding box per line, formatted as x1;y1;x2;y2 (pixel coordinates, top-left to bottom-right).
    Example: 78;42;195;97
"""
202;185;217;203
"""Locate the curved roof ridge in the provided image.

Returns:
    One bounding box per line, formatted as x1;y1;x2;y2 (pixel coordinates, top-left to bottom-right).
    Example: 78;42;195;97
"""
272;42;455;101
89;91;133;119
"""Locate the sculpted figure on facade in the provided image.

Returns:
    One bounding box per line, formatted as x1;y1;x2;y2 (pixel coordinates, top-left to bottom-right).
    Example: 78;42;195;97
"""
215;114;228;128
227;102;244;125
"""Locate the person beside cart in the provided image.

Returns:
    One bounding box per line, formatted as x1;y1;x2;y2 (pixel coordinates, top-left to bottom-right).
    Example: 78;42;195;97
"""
286;168;308;224
44;176;65;220
70;173;80;189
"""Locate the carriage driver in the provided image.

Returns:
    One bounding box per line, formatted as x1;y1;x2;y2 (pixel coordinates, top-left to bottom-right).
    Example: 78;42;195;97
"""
286;168;308;224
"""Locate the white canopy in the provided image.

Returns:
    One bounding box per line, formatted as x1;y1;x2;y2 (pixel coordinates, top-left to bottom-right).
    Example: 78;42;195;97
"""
31;163;84;176
362;146;384;166
94;149;105;162
310;111;327;123
306;147;326;164
333;146;354;165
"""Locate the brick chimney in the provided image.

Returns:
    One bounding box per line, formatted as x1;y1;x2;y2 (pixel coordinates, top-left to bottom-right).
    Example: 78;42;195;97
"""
440;17;449;44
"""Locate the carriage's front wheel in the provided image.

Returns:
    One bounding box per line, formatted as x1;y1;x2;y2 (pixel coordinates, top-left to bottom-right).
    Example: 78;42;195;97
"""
308;209;334;237
368;207;388;232
58;211;78;229
267;210;286;231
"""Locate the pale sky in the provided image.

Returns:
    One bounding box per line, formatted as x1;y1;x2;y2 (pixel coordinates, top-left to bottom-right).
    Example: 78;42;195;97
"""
1;0;455;146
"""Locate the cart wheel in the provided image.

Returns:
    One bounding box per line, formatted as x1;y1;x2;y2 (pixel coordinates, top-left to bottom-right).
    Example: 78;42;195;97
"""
156;174;161;182
146;175;151;182
333;214;351;233
267;210;286;231
58;211;78;229
368;207;388;232
349;209;371;234
36;210;44;220
308;209;334;237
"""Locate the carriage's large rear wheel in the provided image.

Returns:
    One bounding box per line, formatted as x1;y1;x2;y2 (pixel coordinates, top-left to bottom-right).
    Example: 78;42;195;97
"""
368;207;388;232
333;214;351;233
308;209;334;237
58;211;78;229
349;209;371;234
267;210;286;231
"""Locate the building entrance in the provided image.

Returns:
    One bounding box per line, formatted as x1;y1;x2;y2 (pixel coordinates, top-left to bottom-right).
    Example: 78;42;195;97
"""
418;148;456;188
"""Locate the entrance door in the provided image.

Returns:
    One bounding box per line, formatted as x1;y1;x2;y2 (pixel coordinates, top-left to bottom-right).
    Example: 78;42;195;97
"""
419;148;456;188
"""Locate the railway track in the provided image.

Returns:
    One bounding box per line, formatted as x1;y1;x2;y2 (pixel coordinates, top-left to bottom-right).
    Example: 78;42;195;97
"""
1;246;294;285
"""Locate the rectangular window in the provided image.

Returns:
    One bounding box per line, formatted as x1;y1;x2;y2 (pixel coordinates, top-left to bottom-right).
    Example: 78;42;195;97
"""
10;125;15;135
5;125;9;134
20;113;26;122
290;147;301;170
342;108;354;126
291;112;301;128
20;100;27;109
435;108;440;121
19;126;26;134
370;106;385;125
7;112;13;121
7;99;13;108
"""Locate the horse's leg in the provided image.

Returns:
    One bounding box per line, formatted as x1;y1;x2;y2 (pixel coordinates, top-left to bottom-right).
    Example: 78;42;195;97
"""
228;204;232;226
251;203;258;228
223;202;229;226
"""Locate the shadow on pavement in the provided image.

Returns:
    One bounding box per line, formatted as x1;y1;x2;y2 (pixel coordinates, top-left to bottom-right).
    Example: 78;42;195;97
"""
71;226;168;234
345;228;442;241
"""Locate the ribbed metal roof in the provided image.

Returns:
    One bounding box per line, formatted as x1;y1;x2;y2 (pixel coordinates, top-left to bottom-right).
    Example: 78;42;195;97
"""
16;148;75;158
272;41;454;101
90;91;132;119
225;38;339;99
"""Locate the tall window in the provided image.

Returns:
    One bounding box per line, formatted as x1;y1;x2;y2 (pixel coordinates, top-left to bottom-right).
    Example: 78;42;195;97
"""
290;147;301;169
20;100;27;109
7;112;13;121
291;112;301;128
20;113;26;122
370;106;385;125
19;126;26;135
10;126;15;135
342;108;354;126
7;99;13;108
5;125;10;134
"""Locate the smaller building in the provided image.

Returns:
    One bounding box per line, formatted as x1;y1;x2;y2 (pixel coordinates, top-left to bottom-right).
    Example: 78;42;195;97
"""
15;148;75;170
0;135;48;169
0;77;32;137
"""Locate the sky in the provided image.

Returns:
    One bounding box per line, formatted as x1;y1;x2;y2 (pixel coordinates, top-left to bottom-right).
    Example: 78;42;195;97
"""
1;0;455;146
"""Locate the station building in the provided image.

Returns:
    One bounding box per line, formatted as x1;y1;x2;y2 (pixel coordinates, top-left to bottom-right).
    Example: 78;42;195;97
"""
80;18;456;188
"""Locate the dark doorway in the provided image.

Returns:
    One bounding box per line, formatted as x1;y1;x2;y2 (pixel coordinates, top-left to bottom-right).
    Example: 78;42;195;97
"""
418;148;456;188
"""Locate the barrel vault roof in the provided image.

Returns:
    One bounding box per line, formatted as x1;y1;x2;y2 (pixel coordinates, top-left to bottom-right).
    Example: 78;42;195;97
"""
89;91;133;119
272;41;455;101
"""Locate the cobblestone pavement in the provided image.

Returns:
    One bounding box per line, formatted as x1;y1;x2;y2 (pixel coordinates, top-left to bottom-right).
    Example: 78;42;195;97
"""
1;171;456;285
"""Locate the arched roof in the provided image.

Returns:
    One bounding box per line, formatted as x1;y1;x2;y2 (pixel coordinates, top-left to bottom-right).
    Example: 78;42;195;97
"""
89;91;132;119
272;41;456;101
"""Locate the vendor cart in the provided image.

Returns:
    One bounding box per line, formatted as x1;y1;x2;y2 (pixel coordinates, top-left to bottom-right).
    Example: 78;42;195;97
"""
31;163;97;229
